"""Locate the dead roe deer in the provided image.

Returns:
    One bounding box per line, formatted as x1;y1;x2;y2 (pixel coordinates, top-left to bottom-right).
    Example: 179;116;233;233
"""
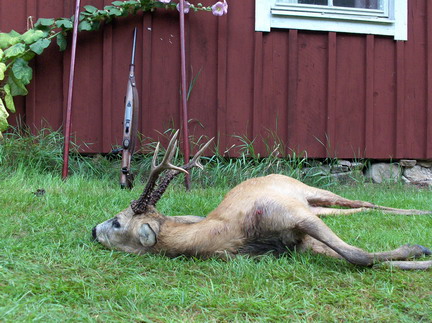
92;131;432;270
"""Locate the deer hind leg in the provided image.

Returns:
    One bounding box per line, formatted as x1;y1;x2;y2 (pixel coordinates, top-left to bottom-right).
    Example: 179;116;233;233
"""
292;207;432;268
305;187;431;215
379;260;432;270
310;207;366;217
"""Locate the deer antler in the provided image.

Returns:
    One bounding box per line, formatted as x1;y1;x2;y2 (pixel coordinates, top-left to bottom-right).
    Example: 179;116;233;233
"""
131;130;187;214
147;137;214;206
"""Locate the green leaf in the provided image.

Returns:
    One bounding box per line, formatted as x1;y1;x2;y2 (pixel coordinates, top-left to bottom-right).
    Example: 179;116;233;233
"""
78;21;93;31
91;21;101;31
84;5;98;13
4;84;16;113
0;62;7;81
11;58;32;85
79;12;93;18
35;18;55;27
29;38;51;55
0;48;3;61
0;98;10;132
104;6;122;16
7;75;28;97
56;33;67;51
112;1;125;5
21;29;46;44
22;51;36;61
55;19;74;29
0;30;21;49
4;43;26;59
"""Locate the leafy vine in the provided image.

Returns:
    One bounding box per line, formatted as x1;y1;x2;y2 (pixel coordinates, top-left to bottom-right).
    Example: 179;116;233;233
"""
0;0;227;137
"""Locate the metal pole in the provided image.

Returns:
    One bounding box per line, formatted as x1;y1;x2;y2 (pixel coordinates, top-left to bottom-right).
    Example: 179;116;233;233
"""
179;0;191;189
62;0;81;179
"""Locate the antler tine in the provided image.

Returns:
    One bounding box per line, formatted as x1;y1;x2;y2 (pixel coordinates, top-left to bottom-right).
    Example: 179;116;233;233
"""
151;130;188;175
183;137;214;171
131;130;187;214
147;137;214;206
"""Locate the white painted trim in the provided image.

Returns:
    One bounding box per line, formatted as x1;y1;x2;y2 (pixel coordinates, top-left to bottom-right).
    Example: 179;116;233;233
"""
256;0;272;32
255;0;407;41
394;0;407;41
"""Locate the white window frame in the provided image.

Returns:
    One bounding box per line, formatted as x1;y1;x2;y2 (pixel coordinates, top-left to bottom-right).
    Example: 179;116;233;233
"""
255;0;407;40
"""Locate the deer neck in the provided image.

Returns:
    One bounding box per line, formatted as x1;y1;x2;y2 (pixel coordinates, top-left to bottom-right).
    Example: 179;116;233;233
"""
154;215;243;258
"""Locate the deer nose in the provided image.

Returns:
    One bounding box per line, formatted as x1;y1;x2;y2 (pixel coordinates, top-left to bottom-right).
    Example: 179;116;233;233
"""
92;226;97;241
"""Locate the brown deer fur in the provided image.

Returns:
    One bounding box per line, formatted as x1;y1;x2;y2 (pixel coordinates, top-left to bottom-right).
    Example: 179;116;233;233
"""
92;134;432;270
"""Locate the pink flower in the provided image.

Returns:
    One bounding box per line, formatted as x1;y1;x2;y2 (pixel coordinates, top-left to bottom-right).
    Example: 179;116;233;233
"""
158;0;171;3
176;1;191;13
212;1;228;16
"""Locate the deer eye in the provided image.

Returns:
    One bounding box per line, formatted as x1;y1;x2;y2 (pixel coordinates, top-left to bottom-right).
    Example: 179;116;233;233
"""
112;219;121;229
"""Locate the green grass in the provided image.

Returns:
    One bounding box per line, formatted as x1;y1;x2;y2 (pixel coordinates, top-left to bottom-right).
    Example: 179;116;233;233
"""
1;127;431;321
1;169;431;322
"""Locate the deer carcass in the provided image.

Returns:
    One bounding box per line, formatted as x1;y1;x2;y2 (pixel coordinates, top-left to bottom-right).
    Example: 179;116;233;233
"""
92;131;432;270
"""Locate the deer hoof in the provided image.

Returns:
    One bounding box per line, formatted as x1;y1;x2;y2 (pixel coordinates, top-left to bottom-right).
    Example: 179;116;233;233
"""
414;244;432;256
404;244;432;257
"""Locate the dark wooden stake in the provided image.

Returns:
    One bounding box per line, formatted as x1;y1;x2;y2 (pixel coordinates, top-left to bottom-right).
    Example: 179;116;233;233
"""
62;0;80;179
178;0;191;190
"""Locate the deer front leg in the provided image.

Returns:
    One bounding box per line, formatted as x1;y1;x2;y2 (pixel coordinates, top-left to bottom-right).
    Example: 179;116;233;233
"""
293;208;431;267
295;213;373;266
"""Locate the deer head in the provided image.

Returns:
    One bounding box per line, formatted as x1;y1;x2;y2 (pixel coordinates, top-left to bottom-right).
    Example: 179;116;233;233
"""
92;130;213;254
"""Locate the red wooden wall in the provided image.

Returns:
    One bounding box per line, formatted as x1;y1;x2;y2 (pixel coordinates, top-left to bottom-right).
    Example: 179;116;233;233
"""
1;0;432;159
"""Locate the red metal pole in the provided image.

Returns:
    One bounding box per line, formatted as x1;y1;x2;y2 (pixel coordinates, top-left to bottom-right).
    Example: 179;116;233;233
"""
62;0;81;179
178;0;191;189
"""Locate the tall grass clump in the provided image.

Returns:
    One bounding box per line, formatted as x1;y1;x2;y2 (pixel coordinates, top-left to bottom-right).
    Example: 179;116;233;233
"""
192;133;326;188
0;125;120;179
0;125;336;188
0;125;65;173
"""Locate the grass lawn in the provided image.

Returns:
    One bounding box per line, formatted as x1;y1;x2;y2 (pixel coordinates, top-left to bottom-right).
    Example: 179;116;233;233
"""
1;169;431;322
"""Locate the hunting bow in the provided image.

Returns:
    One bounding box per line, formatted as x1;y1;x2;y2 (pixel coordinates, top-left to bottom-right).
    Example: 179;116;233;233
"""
120;27;139;189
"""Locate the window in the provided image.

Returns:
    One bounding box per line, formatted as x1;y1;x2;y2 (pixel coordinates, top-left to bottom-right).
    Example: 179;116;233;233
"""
255;0;407;40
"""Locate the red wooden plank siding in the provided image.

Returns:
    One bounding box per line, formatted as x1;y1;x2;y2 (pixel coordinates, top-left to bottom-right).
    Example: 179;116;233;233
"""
216;14;228;153
428;1;432;156
287;29;299;155
404;0;427;158
2;0;432;159
259;31;290;156
140;13;154;146
188;6;219;150
101;8;113;153
365;35;375;157
373;37;396;158
296;32;328;158
335;35;366;158
326;32;337;158
266;31;289;155
252;31;263;151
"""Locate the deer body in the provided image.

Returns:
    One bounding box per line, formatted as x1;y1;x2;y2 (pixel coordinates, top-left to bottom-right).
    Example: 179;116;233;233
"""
93;132;432;270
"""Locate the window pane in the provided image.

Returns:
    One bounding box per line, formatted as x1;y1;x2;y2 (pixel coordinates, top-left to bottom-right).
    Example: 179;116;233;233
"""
333;0;356;7
333;0;380;9
276;0;384;10
298;0;328;5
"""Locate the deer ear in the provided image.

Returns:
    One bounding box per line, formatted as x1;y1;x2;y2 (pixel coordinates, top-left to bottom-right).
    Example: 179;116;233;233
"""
138;223;157;247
